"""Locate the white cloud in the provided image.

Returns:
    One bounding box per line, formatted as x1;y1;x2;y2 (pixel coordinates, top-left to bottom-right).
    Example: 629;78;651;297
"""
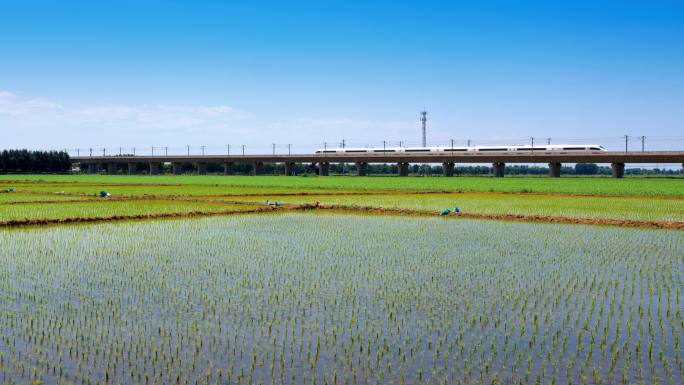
0;90;64;117
0;89;425;150
71;104;246;131
0;90;248;147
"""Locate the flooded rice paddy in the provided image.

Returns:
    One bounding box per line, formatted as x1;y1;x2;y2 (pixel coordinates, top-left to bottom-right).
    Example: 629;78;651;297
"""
0;213;681;385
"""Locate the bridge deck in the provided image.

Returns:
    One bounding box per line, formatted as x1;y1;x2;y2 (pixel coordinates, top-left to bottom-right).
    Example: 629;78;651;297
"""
73;151;684;164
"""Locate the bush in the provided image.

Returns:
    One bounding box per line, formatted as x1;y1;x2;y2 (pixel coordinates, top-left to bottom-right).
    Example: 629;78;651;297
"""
575;163;599;175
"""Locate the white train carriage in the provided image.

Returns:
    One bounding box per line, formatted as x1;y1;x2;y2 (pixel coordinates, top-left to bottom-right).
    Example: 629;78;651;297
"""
315;144;607;153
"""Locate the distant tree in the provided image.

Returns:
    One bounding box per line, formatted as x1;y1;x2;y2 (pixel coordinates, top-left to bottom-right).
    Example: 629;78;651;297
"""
574;163;599;175
0;149;71;173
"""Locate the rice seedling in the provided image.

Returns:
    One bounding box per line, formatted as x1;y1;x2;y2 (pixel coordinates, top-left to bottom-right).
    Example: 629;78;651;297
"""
252;192;684;222
0;200;260;222
0;213;680;384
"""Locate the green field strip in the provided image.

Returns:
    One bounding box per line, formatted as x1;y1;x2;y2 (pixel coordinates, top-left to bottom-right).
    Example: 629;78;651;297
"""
2;174;683;196
237;192;684;222
0;199;259;221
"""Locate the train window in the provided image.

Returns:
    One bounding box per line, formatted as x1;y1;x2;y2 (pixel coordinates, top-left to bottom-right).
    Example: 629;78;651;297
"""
478;148;507;151
589;147;600;150
405;149;430;152
563;147;585;150
346;150;367;153
373;149;396;152
322;150;337;153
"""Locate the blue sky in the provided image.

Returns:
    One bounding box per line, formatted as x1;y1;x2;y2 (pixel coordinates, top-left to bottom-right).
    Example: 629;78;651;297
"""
1;0;682;153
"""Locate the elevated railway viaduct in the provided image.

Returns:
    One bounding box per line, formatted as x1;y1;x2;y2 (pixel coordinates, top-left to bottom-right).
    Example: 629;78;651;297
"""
73;151;684;178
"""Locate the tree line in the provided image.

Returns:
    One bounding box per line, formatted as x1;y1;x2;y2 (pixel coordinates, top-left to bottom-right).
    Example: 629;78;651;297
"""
0;150;71;173
111;162;681;176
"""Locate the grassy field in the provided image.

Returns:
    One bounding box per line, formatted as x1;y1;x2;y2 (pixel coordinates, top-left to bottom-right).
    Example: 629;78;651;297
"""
1;214;681;384
3;174;684;196
1;175;682;226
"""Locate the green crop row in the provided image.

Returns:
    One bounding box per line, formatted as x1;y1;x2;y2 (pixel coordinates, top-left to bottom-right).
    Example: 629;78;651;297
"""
3;174;684;196
0;199;257;222
243;192;684;222
1;176;682;224
2;182;350;197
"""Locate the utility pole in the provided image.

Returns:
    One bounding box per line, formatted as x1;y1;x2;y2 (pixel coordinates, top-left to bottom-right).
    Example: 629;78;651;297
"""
77;149;80;156
89;148;93;157
547;138;551;145
186;145;190;156
531;137;535;154
119;147;122;156
201;145;205;156
624;135;629;152
165;147;168;156
133;147;136;156
151;146;154;156
450;138;454;154
467;139;471;147
420;110;427;147
341;139;346;149
640;136;645;152
288;144;291;155
102;148;106;156
242;145;245;156
272;143;276;155
383;140;386;153
226;144;230;156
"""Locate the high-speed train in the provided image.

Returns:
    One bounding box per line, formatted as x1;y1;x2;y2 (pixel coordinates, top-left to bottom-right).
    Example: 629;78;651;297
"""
315;144;607;154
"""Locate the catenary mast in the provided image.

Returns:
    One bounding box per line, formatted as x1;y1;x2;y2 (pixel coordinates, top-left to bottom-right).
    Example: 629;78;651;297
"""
421;110;427;147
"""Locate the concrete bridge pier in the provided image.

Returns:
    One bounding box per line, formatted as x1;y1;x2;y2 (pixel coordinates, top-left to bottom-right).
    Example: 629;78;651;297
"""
318;162;330;176
284;162;296;176
223;162;234;175
611;162;625;178
492;162;506;177
149;162;160;175
107;162;118;175
356;162;368;176
253;161;264;175
442;162;455;177
397;162;409;177
548;162;561;178
172;162;183;175
127;162;138;175
197;162;207;175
